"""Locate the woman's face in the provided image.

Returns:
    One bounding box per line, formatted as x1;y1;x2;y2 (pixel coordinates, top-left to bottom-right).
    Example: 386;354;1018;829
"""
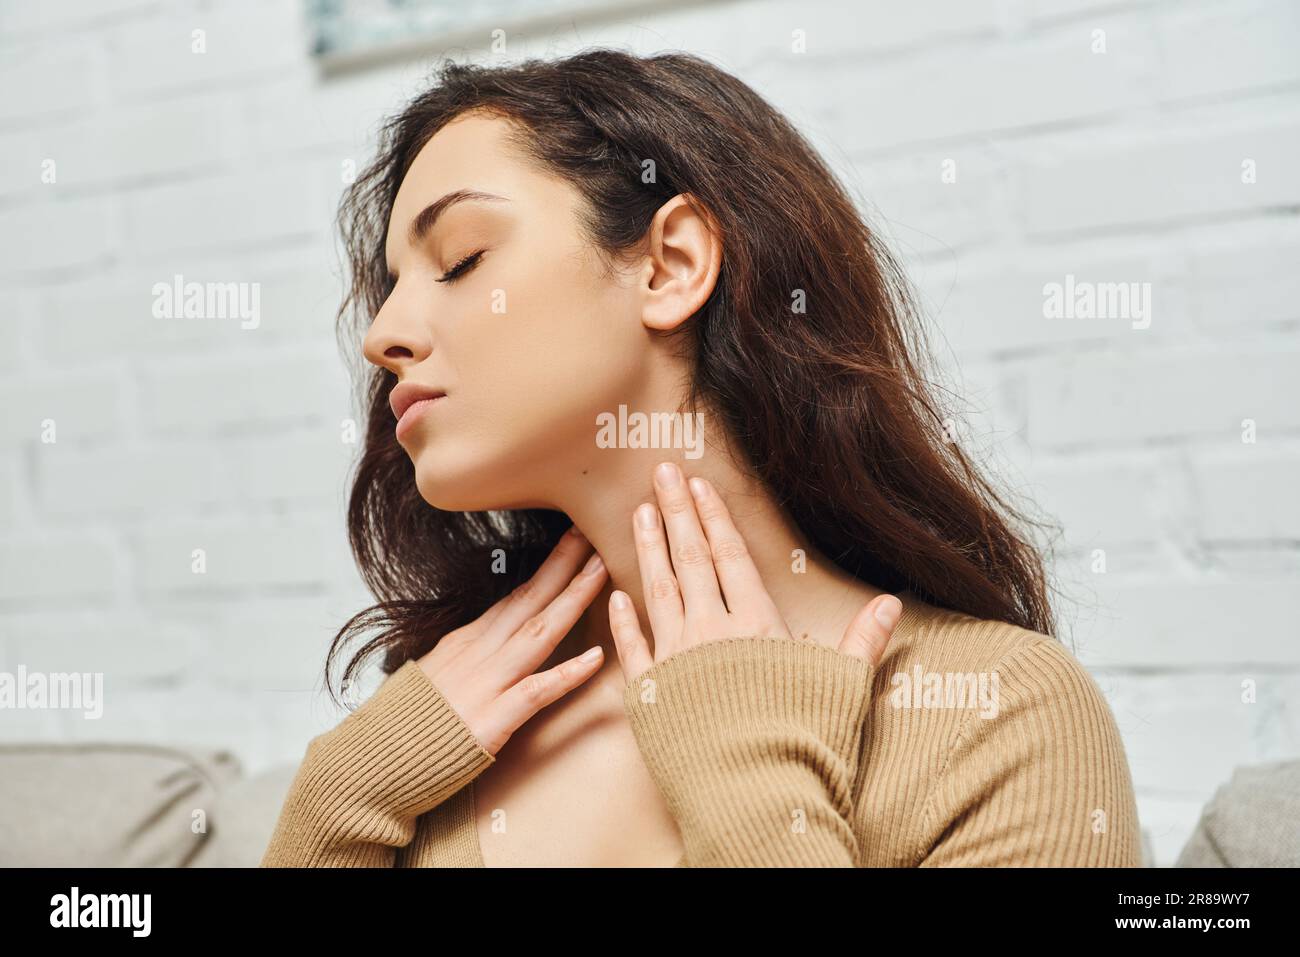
363;111;648;511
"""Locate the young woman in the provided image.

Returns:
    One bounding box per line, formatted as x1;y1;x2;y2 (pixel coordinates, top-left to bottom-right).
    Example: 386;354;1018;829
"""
261;50;1141;868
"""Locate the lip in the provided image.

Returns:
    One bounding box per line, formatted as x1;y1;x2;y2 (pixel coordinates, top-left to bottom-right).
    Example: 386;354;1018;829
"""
394;395;445;441
390;381;447;420
390;381;448;441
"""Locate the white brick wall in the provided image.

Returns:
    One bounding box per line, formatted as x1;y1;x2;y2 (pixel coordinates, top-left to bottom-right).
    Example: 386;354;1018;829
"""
1;0;1297;866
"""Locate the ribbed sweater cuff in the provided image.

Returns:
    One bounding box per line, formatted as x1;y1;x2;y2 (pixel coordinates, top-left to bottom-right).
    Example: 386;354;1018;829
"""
261;658;494;867
622;637;874;867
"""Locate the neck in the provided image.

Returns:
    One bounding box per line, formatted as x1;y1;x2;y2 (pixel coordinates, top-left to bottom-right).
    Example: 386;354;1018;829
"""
544;443;884;675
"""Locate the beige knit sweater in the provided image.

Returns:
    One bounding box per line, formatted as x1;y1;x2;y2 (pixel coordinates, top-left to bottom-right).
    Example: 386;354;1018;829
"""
261;594;1142;867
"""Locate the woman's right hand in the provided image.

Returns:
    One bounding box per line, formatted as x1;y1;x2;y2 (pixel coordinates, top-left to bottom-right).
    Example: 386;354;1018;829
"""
415;525;608;756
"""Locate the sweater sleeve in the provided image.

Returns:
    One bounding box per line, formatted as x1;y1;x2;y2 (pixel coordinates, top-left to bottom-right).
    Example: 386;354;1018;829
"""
622;636;874;867
916;637;1143;867
260;658;495;868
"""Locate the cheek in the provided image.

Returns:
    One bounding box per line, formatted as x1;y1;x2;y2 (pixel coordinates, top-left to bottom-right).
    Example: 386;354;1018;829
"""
468;249;641;426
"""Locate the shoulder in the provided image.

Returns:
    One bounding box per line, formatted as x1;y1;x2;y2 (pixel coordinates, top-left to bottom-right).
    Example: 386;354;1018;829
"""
882;591;1064;675
873;595;1142;865
878;591;1119;736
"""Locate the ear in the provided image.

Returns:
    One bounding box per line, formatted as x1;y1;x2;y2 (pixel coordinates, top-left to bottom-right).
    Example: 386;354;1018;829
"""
639;194;722;332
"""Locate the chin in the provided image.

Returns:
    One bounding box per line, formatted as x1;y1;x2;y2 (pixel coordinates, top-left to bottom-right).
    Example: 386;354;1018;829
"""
409;447;503;512
412;464;477;511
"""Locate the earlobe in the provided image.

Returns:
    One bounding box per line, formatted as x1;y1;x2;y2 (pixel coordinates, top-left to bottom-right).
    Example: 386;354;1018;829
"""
641;193;722;332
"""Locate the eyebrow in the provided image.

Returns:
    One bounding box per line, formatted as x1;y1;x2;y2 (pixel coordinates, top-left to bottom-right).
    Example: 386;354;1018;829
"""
406;189;508;247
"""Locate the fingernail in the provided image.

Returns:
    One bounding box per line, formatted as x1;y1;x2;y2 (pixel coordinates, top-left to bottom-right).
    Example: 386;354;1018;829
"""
582;552;604;576
688;476;708;499
655;462;680;487
580;646;603;662
636;503;658;529
874;596;902;629
610;590;630;610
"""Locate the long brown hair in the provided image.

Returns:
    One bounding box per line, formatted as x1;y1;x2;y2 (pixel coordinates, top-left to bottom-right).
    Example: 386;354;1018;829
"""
326;50;1059;704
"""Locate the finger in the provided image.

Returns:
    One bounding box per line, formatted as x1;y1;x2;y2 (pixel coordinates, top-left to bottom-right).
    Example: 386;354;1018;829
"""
482;525;593;647
838;594;902;664
686;476;772;616
608;589;654;681
491;645;606;742
651;462;724;615
632;500;685;652
496;550;609;679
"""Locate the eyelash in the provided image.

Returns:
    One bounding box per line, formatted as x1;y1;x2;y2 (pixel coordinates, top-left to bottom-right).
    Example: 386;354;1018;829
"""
436;250;484;284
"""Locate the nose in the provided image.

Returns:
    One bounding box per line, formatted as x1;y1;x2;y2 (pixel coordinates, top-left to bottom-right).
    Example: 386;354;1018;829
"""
362;283;433;374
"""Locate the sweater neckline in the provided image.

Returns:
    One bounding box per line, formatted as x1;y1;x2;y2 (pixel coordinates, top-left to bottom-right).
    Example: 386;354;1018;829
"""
466;779;486;867
460;595;926;868
465;776;689;868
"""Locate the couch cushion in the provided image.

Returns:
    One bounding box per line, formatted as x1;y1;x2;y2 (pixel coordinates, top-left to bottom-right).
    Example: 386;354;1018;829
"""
190;764;299;867
0;742;242;866
1176;759;1300;867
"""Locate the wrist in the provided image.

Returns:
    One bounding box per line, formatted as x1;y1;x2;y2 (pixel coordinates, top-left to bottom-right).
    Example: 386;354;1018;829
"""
621;637;873;865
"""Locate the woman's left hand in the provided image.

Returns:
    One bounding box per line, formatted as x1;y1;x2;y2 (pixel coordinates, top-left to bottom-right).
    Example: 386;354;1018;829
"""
608;461;904;682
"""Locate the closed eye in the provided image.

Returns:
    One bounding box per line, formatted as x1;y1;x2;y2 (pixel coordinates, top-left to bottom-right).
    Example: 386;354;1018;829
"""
436;250;485;284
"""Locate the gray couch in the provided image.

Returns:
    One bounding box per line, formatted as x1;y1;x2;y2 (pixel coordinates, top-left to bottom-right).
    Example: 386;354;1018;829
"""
0;743;296;867
1174;759;1300;867
1;742;1293;866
